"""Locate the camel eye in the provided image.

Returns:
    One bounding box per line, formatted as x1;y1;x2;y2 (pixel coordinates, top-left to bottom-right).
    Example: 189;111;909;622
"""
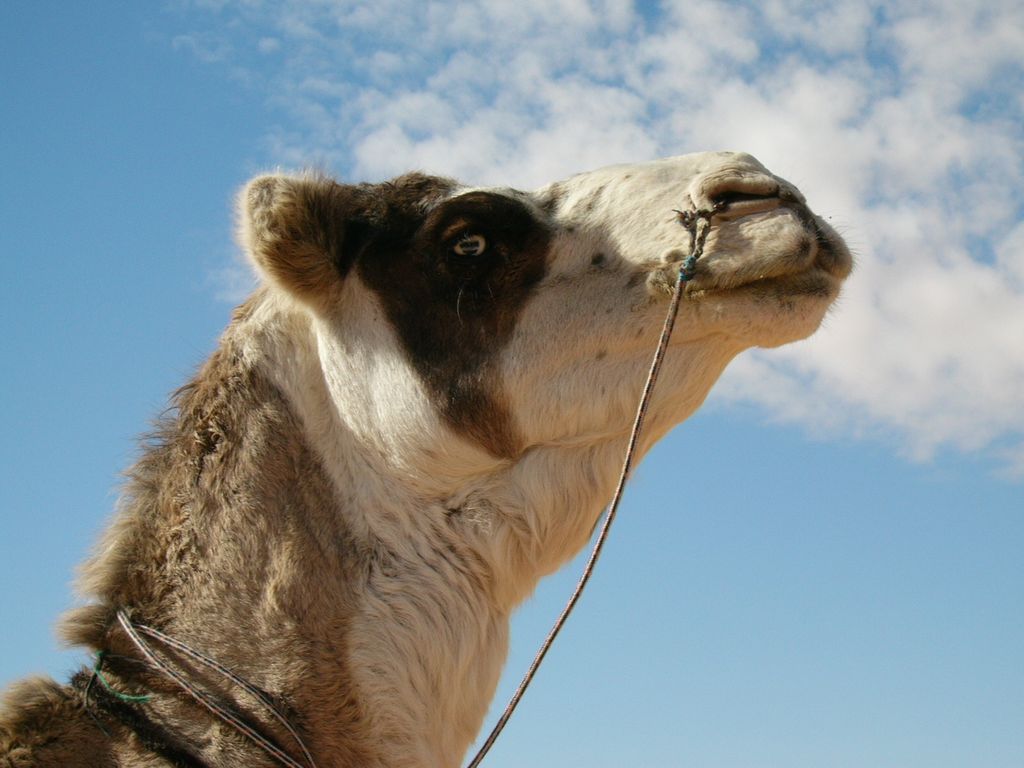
452;233;486;257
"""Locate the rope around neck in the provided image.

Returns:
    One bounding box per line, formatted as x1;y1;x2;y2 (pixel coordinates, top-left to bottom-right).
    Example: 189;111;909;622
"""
114;610;318;768
464;207;716;768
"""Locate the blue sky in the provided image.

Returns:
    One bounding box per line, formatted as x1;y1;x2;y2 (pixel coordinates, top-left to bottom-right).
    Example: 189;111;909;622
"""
2;2;1022;766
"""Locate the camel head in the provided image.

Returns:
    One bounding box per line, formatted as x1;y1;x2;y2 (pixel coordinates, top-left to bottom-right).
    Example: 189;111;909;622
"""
241;151;850;498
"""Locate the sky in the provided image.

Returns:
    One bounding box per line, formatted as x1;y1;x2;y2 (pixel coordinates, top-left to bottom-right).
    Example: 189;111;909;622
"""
1;1;1022;766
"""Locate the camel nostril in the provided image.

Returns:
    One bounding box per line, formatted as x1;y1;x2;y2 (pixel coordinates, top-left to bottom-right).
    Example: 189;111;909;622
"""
696;173;786;218
711;190;779;209
707;188;783;220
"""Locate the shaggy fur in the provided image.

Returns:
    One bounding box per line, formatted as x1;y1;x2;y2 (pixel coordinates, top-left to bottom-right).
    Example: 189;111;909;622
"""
4;298;375;766
1;152;851;767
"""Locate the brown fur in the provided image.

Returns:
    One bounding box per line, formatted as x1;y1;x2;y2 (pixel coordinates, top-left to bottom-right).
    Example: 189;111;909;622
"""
3;295;377;766
356;189;551;458
0;677;117;768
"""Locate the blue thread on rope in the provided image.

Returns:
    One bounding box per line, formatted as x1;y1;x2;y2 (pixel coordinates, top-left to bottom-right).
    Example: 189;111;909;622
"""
92;651;152;704
680;252;699;281
675;206;714;282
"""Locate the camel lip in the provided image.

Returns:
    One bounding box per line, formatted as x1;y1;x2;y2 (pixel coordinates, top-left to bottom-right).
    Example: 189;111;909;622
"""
647;200;851;301
679;226;849;297
697;206;852;285
684;264;842;301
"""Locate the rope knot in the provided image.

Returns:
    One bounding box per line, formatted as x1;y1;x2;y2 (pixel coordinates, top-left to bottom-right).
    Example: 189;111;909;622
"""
673;207;715;282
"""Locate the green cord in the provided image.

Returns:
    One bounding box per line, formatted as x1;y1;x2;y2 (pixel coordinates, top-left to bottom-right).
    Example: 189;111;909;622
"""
92;651;152;704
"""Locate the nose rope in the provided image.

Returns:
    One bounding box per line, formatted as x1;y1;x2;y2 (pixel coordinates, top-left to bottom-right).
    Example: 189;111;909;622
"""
464;207;716;768
676;207;715;281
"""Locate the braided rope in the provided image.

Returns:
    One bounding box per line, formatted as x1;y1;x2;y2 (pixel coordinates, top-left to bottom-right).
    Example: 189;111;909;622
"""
116;611;317;768
465;208;715;767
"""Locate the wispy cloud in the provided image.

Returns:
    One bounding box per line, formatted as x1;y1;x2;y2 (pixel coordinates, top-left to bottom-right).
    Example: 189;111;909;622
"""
170;31;232;63
207;250;259;305
174;0;1024;474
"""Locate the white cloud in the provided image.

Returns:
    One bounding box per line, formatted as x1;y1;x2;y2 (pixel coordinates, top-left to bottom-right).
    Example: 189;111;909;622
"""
760;0;875;55
171;32;232;63
176;0;1024;474
257;37;280;54
207;251;259;305
996;221;1024;287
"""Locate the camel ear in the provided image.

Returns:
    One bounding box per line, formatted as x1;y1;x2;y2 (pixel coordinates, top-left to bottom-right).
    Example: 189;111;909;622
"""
239;173;373;309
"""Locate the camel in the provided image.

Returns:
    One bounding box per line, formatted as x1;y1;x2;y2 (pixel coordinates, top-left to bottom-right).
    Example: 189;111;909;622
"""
0;151;851;767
